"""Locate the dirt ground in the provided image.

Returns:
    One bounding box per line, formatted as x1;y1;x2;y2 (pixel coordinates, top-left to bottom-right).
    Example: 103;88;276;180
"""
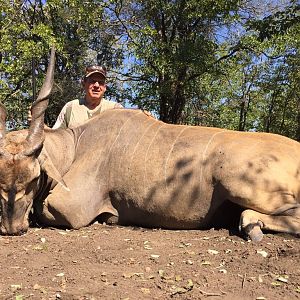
0;222;299;300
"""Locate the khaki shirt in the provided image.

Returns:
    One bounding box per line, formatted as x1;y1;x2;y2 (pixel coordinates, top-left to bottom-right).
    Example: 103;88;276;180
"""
53;98;123;129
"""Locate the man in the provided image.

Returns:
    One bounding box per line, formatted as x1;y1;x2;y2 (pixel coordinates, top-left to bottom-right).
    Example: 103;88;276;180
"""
53;65;123;129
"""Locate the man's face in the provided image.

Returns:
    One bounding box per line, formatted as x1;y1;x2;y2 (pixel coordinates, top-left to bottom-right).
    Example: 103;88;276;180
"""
84;73;106;102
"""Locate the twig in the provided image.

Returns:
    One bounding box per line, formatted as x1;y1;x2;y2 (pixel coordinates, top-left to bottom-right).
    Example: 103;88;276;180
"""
242;273;246;288
198;288;224;297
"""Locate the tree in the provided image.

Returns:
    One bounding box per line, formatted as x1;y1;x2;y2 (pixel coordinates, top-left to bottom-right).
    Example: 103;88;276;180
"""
108;0;241;123
245;1;300;139
178;0;300;140
1;0;299;141
0;0;123;128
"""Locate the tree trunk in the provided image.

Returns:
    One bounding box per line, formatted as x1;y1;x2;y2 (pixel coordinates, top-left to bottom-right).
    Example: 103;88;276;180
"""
264;93;276;133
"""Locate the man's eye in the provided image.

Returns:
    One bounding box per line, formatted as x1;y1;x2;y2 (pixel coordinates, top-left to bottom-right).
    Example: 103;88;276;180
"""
90;80;104;85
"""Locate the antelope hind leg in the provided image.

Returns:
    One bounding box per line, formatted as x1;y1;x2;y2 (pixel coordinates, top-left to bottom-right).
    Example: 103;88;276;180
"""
239;207;300;242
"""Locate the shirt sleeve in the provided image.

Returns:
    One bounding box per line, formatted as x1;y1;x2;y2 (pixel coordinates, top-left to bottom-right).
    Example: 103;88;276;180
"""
52;102;71;129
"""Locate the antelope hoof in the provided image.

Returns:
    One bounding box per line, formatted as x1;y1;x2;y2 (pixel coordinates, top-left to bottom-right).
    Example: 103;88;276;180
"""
244;221;264;242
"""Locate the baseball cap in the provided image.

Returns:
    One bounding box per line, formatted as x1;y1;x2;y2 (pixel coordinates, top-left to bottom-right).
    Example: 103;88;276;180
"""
84;65;107;79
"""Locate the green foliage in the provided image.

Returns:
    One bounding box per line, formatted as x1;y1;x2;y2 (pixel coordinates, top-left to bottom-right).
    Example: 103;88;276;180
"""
0;0;123;128
247;2;300;42
111;0;240;123
0;0;299;140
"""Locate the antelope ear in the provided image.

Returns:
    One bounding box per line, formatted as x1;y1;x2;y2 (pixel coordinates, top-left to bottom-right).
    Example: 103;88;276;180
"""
38;148;69;191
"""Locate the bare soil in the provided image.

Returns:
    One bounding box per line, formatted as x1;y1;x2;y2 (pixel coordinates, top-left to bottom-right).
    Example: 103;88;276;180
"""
0;223;299;300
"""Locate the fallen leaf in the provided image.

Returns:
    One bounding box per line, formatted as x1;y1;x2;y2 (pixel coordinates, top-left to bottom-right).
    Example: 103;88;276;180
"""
158;269;165;278
257;249;268;258
171;286;187;295
276;276;288;283
186;279;194;290
207;249;219;255
10;284;22;292
175;275;182;281
32;245;44;251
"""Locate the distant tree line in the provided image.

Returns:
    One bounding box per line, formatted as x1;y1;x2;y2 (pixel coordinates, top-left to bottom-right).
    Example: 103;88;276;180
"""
0;0;299;140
